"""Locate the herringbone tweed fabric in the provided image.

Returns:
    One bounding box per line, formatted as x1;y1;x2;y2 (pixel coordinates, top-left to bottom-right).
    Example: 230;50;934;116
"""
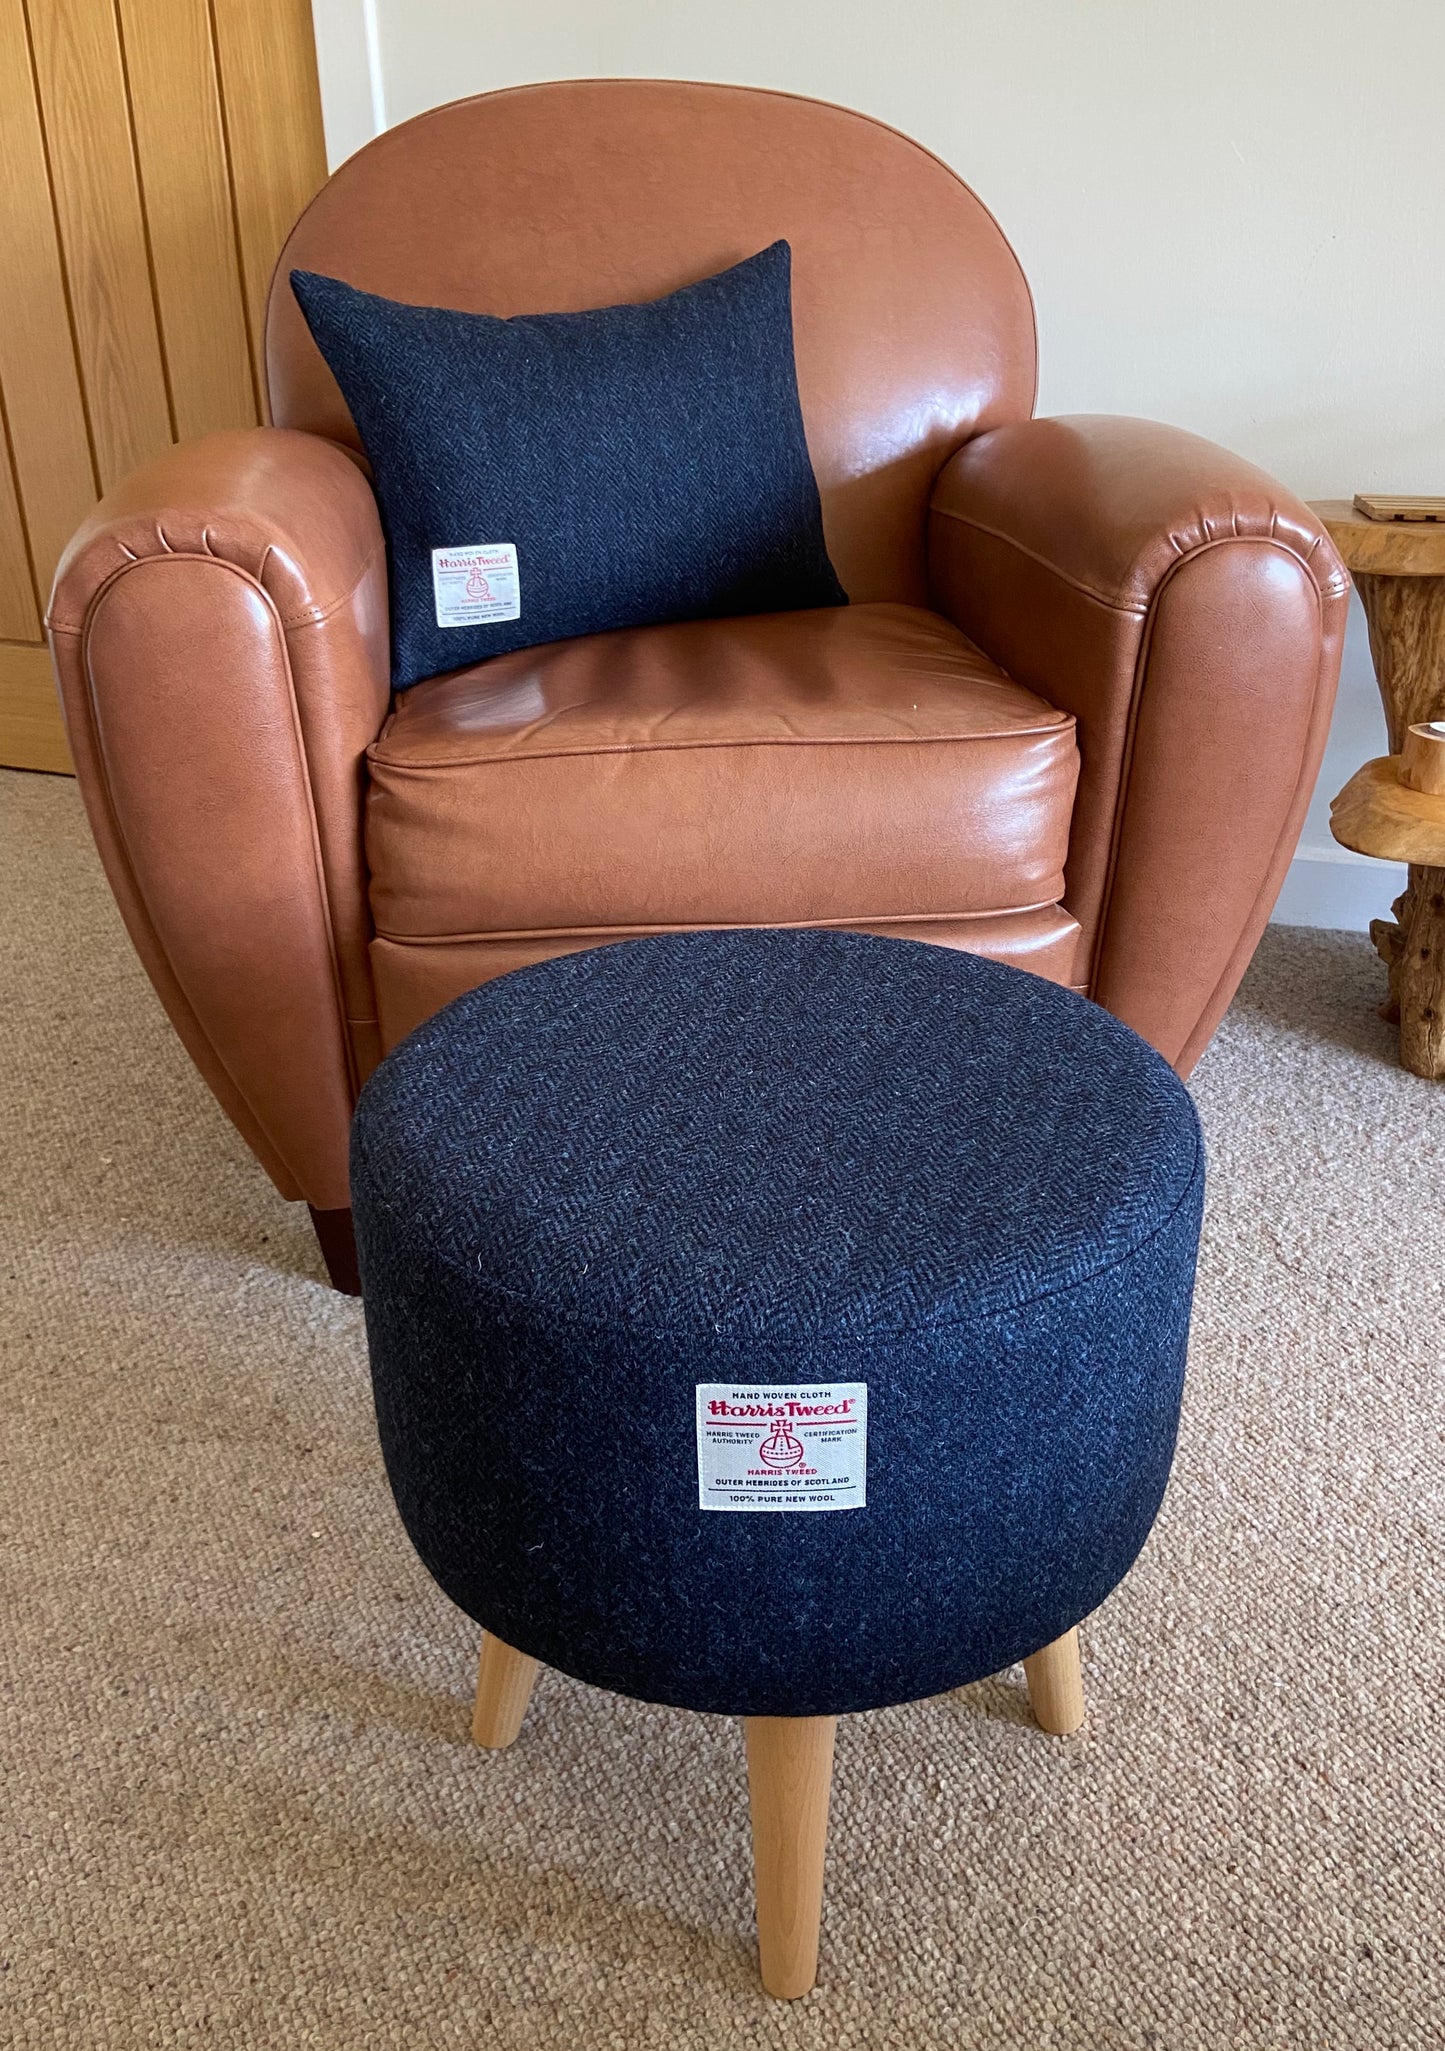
3;765;1442;2048
291;241;844;689
352;930;1202;1717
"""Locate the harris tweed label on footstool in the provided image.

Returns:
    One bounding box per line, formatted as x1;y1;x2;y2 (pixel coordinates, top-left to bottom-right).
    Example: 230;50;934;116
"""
695;1384;867;1512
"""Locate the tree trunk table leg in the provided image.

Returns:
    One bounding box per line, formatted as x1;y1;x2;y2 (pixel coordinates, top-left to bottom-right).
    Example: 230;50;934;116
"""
1335;564;1445;1072
1354;575;1445;749
1372;864;1445;1077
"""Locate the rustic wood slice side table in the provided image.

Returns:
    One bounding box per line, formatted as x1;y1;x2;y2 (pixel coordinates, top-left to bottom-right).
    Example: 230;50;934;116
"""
1312;501;1445;1078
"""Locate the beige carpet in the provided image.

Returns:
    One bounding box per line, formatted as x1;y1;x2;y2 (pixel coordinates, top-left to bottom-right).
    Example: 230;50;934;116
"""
3;765;1443;2050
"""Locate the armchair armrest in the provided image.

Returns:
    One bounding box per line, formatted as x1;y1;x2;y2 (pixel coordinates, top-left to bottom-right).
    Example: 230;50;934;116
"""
47;427;390;1208
929;415;1349;1071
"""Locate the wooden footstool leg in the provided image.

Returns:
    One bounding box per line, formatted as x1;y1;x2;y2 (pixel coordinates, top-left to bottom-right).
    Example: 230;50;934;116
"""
1024;1627;1085;1735
471;1631;539;1748
743;1715;836;1999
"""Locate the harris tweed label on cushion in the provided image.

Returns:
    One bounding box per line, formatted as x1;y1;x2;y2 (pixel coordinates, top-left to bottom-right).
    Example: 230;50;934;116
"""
291;243;845;689
431;543;521;628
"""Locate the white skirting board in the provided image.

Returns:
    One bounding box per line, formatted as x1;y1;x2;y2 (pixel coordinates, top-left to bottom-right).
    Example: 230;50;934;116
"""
1271;845;1406;932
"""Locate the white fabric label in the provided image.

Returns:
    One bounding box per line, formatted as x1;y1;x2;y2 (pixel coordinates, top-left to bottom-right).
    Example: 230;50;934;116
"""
695;1383;867;1512
431;543;520;627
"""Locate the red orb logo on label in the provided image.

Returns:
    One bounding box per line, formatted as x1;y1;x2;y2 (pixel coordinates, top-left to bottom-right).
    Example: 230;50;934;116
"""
757;1420;806;1468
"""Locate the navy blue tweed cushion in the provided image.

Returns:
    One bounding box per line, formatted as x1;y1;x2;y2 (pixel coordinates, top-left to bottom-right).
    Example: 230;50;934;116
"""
351;931;1204;1719
291;244;845;689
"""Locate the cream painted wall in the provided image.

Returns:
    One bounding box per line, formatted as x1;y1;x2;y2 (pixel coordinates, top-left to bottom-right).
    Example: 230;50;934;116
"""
310;0;1445;927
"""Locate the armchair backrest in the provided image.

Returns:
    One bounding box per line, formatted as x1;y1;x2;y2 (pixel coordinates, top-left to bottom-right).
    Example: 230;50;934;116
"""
266;79;1036;607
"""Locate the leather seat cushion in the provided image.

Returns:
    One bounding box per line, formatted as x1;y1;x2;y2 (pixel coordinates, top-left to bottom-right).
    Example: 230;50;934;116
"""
364;602;1079;940
369;912;1083;1051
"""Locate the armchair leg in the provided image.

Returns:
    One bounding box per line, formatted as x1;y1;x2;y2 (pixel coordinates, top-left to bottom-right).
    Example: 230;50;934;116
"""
308;1204;362;1296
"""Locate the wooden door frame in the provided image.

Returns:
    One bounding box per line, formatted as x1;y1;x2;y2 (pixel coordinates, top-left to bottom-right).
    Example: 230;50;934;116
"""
0;0;332;776
308;0;385;170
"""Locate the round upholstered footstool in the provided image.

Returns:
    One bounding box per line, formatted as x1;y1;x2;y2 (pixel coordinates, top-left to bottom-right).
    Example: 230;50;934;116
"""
351;930;1204;1998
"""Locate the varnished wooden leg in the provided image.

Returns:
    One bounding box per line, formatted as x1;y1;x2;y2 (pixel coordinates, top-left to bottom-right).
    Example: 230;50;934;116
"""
743;1715;836;1999
1024;1627;1085;1735
307;1204;361;1295
471;1631;539;1748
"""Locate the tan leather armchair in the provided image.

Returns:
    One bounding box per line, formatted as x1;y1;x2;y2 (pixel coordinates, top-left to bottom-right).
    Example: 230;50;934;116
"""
47;81;1349;1292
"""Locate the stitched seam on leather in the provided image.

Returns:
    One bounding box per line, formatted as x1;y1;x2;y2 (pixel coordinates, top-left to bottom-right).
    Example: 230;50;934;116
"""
48;541;386;637
53;554;178;636
1087;537;1330;1016
931;504;1343;614
370;904;1076;945
237;572;369;1110
77;584;297;1187
368;722;1077;773
81;554;363;1135
930;502;1149;612
948;531;1334;996
1173;589;1336;1075
1083;599;1156;992
276;539;387;629
67;557;379;1115
74;624;225;1094
287;78;1039;432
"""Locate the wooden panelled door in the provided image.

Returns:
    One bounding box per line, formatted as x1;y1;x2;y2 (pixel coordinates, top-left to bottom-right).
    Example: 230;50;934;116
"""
0;0;328;772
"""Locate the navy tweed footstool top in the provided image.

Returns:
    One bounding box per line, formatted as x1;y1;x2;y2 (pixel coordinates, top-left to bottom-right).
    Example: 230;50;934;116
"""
351;929;1204;1720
